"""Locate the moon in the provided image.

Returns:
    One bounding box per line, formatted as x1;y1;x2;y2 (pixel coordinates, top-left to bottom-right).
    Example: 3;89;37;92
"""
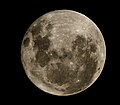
21;10;106;96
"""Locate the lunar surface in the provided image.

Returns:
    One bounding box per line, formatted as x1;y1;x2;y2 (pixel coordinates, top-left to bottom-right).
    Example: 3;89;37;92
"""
21;10;106;96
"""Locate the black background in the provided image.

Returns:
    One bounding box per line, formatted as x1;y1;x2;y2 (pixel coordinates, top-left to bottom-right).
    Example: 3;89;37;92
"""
2;0;118;103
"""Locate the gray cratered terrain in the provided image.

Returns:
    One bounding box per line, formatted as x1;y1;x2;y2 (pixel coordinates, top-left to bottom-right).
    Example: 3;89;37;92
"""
21;10;106;96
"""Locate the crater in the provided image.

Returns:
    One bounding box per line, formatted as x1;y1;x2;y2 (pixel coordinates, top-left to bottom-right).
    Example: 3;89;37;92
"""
23;37;30;47
48;50;58;59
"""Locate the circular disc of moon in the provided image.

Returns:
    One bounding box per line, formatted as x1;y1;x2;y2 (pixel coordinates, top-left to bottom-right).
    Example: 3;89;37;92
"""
21;10;106;96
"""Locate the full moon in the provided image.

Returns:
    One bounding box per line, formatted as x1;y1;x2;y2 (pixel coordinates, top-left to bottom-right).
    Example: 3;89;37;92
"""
21;10;106;96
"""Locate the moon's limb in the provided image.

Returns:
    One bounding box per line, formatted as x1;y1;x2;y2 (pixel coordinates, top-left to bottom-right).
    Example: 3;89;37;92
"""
21;10;106;96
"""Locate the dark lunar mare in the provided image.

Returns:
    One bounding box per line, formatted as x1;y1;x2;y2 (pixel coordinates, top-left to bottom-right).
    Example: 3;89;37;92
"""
31;20;53;68
64;35;98;94
46;62;78;86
